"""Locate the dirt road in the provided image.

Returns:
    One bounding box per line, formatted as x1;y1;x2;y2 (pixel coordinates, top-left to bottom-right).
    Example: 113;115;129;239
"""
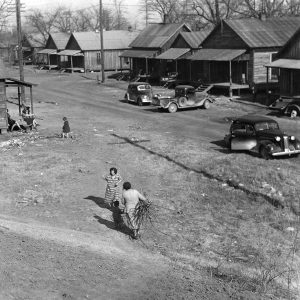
1;71;298;299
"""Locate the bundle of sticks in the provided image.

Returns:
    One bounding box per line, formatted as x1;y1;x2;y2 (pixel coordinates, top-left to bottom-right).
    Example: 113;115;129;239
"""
133;199;153;228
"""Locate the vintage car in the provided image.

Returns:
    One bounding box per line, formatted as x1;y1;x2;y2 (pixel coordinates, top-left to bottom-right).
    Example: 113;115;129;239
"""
269;96;300;118
124;82;153;106
152;85;214;113
224;115;300;159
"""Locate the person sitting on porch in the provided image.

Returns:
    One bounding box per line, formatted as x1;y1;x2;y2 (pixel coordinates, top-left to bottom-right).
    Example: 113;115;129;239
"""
7;109;24;132
21;105;38;130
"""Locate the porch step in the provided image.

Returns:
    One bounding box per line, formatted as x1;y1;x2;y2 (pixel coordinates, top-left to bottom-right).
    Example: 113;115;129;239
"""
195;84;213;93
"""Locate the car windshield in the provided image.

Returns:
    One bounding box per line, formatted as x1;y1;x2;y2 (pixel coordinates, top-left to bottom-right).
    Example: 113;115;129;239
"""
137;85;151;91
254;121;279;131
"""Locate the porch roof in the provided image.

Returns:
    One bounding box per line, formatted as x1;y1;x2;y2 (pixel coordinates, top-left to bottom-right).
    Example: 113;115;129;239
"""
119;49;158;58
37;48;57;54
155;48;190;60
57;50;83;56
187;49;247;61
266;58;300;70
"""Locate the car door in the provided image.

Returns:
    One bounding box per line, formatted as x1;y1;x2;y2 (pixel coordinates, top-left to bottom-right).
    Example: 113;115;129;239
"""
231;122;257;150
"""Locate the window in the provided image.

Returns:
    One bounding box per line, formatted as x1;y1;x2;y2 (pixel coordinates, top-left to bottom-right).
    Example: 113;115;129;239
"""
97;52;101;65
231;122;246;134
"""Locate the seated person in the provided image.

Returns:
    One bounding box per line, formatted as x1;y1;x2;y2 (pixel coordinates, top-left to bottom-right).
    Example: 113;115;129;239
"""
7;109;25;132
21;105;38;130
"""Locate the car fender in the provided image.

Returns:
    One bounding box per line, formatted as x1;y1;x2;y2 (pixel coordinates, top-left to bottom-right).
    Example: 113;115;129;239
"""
286;104;300;114
257;140;275;152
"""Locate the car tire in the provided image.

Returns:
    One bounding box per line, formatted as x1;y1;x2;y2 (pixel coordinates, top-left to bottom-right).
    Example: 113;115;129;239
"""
137;98;143;106
178;97;187;107
260;146;271;160
203;100;210;109
168;103;178;113
125;94;130;103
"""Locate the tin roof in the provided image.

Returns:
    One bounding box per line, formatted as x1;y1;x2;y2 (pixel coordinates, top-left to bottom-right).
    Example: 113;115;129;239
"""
50;32;70;50
37;49;57;54
71;30;139;51
156;48;190;60
180;30;212;48
266;58;300;70
57;50;83;56
224;17;300;48
187;49;246;61
129;23;190;48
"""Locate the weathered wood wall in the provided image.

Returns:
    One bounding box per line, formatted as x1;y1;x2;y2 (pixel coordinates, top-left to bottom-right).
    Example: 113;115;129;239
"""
0;80;7;132
201;23;247;49
279;30;300;59
280;69;300;96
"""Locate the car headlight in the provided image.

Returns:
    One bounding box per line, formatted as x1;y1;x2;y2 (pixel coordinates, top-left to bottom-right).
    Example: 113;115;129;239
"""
141;95;148;99
275;136;281;142
290;136;295;141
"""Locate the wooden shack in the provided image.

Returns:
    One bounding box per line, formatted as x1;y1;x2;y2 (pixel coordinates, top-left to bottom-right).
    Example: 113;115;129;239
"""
185;17;300;95
266;27;300;97
37;33;70;69
58;30;139;72
21;33;46;65
120;22;191;80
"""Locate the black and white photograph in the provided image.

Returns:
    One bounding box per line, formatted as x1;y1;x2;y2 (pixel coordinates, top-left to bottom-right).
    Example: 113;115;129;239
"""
0;0;300;299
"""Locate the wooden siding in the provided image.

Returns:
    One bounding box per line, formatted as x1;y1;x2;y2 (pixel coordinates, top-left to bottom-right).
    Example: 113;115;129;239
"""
253;50;277;83
201;22;248;49
171;35;191;49
84;50;129;71
280;69;300;96
280;39;300;59
0;80;7;130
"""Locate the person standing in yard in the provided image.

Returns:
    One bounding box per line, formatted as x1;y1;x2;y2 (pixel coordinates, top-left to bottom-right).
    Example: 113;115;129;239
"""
62;117;71;138
104;167;122;207
122;182;146;239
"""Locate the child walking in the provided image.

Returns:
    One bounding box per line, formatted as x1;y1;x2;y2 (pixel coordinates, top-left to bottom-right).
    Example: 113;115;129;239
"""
104;167;122;207
62;117;71;138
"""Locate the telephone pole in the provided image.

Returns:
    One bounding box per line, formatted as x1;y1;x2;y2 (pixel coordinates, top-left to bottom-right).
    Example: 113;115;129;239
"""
15;0;25;102
99;0;105;83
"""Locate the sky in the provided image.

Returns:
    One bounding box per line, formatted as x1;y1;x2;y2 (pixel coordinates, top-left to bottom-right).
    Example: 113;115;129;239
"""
18;0;157;29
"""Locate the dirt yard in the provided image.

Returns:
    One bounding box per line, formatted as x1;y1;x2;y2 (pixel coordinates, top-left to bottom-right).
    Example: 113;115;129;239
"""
0;67;299;300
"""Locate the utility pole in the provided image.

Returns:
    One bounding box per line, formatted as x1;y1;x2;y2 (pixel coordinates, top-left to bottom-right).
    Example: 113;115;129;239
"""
15;0;25;103
145;0;148;26
99;0;105;83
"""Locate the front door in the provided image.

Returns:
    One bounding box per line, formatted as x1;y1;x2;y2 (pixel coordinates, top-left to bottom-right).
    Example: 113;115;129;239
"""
231;123;257;150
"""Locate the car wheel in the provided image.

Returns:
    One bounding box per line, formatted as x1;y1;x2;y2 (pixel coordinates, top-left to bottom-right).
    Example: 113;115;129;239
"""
168;103;178;113
178;97;187;107
125;94;130;103
260;146;271;160
137;98;143;106
203;100;210;109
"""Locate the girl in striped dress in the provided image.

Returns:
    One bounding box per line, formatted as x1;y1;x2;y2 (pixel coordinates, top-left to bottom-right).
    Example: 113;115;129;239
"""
104;167;122;207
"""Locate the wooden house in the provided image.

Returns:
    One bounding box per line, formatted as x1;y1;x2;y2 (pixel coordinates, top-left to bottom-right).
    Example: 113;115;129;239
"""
120;22;191;80
22;33;46;64
185;17;300;96
155;30;212;80
58;30;139;72
266;27;300;97
37;33;70;69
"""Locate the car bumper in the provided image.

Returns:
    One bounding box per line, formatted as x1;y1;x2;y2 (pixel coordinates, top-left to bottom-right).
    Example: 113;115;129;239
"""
272;149;300;156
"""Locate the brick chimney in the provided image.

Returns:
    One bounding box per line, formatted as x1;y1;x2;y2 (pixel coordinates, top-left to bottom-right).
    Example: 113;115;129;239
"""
163;14;170;24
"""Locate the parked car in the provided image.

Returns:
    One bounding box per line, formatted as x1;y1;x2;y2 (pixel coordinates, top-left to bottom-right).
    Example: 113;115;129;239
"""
269;96;300;118
152;85;214;113
124;82;153;106
224;115;300;159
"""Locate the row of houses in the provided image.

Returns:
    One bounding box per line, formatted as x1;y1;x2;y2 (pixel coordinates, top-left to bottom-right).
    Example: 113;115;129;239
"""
121;16;300;98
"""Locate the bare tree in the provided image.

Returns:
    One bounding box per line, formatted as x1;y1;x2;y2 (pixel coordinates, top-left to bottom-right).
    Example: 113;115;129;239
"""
111;0;130;30
0;0;14;32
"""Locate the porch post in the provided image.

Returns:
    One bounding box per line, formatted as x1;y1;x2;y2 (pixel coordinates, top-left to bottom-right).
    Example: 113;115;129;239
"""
48;53;50;70
290;71;294;96
229;60;232;98
145;57;148;74
18;86;21;116
30;86;33;114
266;66;269;104
189;60;192;80
70;55;73;73
175;60;178;73
120;57;123;73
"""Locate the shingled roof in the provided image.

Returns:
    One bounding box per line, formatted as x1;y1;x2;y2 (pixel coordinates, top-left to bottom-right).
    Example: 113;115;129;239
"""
179;30;212;48
224;17;300;48
70;30;139;51
129;23;190;48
